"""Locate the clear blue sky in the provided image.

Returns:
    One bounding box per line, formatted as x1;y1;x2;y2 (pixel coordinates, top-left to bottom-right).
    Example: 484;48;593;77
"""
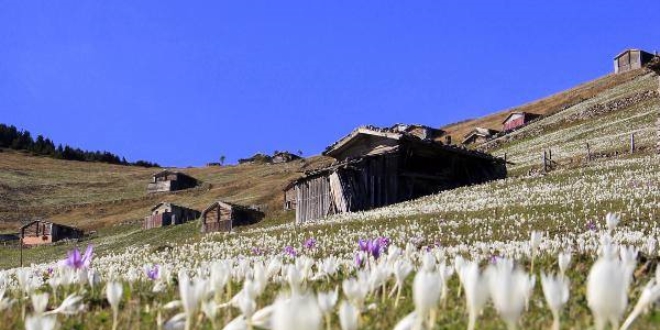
1;1;659;167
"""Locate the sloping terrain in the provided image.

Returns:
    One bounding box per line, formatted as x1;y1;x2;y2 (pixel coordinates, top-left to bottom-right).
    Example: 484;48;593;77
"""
441;68;649;141
0;151;331;231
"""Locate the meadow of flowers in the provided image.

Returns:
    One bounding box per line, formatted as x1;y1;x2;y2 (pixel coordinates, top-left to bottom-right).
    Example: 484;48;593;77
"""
2;149;660;329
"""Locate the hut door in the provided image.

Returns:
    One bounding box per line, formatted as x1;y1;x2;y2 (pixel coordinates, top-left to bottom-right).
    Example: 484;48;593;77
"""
329;172;349;213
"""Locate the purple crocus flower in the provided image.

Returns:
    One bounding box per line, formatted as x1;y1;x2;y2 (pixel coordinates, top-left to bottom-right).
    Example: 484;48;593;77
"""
284;245;297;257
251;247;264;255
358;239;369;252
376;237;390;249
61;244;93;269
304;238;317;250
354;253;364;268
586;221;597;231
369;239;382;260
145;265;159;280
490;255;500;264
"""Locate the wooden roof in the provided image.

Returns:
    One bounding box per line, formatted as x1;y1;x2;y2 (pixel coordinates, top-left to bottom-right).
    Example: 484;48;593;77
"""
20;220;82;232
323;124;444;158
501;112;540;124
614;48;656;59
152;170;196;179
201;200;263;217
150;202;197;212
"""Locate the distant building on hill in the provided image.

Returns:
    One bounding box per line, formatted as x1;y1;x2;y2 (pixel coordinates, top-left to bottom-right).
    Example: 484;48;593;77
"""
614;49;659;74
147;170;199;193
286;124;507;223
20;220;83;245
272;151;302;164
239;151;303;165
238;153;272;165
143;202;200;230
200;201;265;233
502;112;541;132
462;127;500;145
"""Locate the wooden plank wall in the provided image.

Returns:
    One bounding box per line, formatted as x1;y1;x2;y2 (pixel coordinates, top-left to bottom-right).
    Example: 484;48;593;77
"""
295;176;333;224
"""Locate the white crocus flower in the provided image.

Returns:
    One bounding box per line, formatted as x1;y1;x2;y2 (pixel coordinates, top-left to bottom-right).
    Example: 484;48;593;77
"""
31;293;49;315
529;231;542;272
106;282;123;330
412;269;442;329
46;294;83;316
487;262;531;330
178;272;208;330
342;278;368;309
24;314;58;330
459;261;489;330
391;260;413;307
317;288;338;329
606;213;620;233
587;256;631;330
271;294;321;330
557;252;571;278
338;300;359;330
540;273;569;330
620;279;660;330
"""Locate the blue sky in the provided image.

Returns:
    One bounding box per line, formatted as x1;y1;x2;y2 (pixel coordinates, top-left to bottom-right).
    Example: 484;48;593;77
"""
1;1;659;167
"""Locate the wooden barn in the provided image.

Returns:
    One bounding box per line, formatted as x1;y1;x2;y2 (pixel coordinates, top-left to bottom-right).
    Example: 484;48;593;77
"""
272;151;302;164
20;220;83;245
614;49;658;74
462;127;500;145
200;201;265;233
502;112;541;132
143;202;201;230
287;124;507;223
147;170;199;193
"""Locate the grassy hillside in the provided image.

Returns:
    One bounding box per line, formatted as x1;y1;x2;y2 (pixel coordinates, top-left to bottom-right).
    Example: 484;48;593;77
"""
441;68;650;142
0;151;331;232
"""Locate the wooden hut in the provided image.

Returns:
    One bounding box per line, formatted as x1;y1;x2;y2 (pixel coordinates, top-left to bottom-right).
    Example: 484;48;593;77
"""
462;127;500;145
288;124;507;224
614;49;658;74
200;201;265;233
20;220;83;245
147;170;199;193
143;202;201;229
502;112;541;132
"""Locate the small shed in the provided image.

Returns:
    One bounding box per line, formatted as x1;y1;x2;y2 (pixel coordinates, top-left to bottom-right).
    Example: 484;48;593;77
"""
200;201;265;233
272;151;302;164
147;170;199;193
462;127;500;145
614;49;658;74
143;202;201;230
502;112;541;132
20;220;83;245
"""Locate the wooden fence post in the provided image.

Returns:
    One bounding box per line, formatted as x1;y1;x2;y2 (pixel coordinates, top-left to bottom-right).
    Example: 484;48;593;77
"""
630;133;635;154
543;151;548;172
586;143;591;161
